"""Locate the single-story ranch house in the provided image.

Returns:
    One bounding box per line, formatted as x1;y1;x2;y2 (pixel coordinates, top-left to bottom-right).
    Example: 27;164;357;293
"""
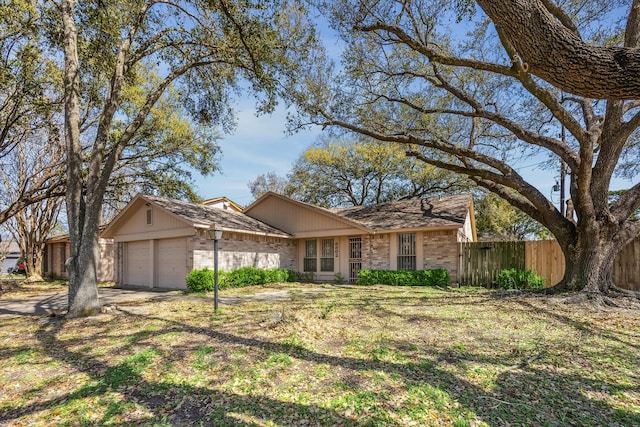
43;231;114;282
98;192;476;289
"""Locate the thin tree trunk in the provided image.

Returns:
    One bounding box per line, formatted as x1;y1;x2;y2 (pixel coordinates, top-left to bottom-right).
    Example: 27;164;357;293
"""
62;0;100;317
28;243;45;282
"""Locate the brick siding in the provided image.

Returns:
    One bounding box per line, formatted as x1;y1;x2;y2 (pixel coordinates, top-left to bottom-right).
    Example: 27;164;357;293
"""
190;231;296;272
368;234;391;270
422;230;459;281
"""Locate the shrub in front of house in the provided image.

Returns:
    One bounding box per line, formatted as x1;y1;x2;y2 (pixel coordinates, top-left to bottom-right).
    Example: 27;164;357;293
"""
186;267;215;293
356;268;450;286
187;267;297;292
495;268;545;290
219;266;296;289
293;271;315;283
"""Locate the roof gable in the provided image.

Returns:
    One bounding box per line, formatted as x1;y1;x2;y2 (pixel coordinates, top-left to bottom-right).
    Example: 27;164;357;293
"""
201;196;244;213
333;194;473;232
245;192;474;237
244;192;373;237
0;240;20;253
103;194;290;238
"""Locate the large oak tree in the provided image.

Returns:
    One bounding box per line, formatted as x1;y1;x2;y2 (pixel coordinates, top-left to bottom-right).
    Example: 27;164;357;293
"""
286;137;472;207
476;0;640;99
54;0;314;316
287;0;640;297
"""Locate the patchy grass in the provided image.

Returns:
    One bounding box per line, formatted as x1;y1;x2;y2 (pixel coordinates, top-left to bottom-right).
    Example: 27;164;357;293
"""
0;285;638;426
0;280;118;299
0;279;68;298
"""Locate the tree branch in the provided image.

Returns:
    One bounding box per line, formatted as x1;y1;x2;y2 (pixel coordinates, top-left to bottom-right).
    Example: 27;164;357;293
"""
476;0;640;99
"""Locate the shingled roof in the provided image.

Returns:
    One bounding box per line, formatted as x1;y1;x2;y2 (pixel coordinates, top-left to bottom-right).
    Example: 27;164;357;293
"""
331;194;473;231
142;195;290;237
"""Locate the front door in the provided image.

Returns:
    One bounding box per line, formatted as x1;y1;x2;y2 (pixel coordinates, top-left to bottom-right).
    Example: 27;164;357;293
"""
349;237;362;283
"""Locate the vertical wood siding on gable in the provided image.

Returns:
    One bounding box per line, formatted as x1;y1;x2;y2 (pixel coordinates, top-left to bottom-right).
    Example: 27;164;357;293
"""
116;204;188;236
248;198;355;234
462;215;474;241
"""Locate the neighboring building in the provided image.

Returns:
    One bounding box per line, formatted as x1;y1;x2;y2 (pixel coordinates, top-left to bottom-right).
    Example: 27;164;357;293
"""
1;240;20;274
102;192;476;289
201;196;244;213
43;232;114;282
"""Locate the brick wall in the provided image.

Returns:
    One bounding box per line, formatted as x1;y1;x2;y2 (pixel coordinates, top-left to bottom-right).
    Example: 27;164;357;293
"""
45;239;114;282
369;234;391;269
422;230;459;281
191;231;297;272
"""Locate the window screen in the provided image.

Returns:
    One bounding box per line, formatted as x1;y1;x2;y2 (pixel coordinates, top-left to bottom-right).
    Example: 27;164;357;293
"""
320;239;334;272
304;240;317;272
397;233;416;270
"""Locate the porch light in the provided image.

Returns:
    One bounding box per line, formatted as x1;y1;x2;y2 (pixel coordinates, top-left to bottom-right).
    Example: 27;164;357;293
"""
207;223;223;241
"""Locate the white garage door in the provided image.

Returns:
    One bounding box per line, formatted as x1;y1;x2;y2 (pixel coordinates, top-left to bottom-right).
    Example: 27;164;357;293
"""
157;238;187;289
126;241;150;286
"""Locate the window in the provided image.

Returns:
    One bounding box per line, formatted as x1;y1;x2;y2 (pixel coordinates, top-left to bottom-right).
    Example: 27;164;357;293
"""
398;233;416;270
59;244;66;274
304;240;317;272
146;209;152;225
320;239;334;271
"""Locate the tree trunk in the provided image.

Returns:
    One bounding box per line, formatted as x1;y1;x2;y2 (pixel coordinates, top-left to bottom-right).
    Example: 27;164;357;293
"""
27;244;45;282
550;234;619;295
66;221;101;317
23;241;44;282
62;0;101;317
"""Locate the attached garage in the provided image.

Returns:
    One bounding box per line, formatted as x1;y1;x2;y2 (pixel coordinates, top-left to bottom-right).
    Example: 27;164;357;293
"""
125;240;150;286
157;238;187;289
103;193;295;290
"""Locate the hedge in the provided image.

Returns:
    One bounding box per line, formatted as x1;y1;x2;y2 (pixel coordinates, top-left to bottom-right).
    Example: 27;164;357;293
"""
219;267;296;289
494;268;544;290
185;267;216;293
356;268;450;286
186;266;297;293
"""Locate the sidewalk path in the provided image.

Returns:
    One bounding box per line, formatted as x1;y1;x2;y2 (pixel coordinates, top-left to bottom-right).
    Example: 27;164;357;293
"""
0;286;336;317
0;287;188;317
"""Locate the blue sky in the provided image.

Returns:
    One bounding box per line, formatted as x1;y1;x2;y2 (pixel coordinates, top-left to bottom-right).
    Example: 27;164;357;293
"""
192;100;321;207
193;98;638;210
190;8;638;210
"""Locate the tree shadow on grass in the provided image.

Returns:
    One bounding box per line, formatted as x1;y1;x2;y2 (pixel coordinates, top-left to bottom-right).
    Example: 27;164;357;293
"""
350;289;640;352
136;307;640;427
0;317;361;426
3;301;638;427
510;299;640;351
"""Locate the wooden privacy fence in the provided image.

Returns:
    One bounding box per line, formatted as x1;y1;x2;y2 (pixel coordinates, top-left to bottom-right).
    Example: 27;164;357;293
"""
458;239;639;291
458;241;525;287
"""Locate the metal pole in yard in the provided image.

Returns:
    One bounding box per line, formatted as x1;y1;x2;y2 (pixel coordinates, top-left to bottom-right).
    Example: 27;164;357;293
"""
214;237;219;312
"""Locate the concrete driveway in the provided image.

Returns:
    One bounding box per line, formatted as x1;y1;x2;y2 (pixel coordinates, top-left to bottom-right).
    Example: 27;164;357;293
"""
0;286;335;318
0;287;189;317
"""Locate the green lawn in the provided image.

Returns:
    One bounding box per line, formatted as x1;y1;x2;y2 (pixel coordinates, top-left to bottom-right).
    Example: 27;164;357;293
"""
0;284;638;426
